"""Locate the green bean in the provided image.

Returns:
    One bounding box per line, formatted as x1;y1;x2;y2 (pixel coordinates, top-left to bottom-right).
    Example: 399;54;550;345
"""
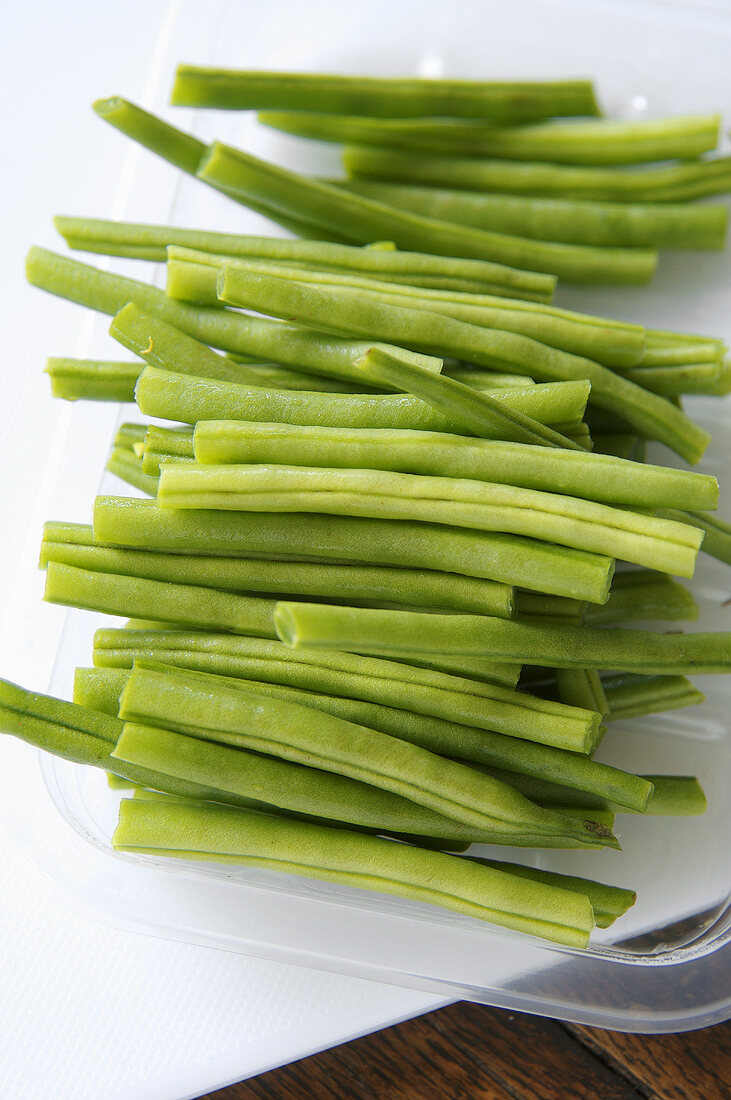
275;601;731;674
488;770;705;817
55;216;549;297
170;67;600;122
193;421;717;512
115;423;147;452
618;362;726;397
114;797;596;945
583;569;699;626
514;592;586;625
640;338;725;369
461;855;634;929
40;523;513;617
199;142;655;286
591;434;643;461
660;509;731;566
344;145;731;201
95;628;596;751
92;494;613;602
335;179;729;250
80;660;650;812
168;245;646;367
106;448;158;496
264;110;719;164
118;664;613;847
136;365;588;444
26;249;446;386
141;426;195;475
159;461;700;577
556;669;608;717
45;357;140;402
93;99;557;300
43;561;279;637
602;673;704;721
216;267;709;463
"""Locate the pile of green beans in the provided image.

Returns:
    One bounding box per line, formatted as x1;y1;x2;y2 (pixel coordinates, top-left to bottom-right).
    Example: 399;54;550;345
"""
12;66;731;948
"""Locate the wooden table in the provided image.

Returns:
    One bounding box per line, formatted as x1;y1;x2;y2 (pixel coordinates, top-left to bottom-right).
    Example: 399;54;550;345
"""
203;1003;731;1099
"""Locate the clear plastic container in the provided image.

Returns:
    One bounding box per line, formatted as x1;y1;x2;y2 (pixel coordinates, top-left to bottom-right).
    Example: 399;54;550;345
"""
2;0;731;1034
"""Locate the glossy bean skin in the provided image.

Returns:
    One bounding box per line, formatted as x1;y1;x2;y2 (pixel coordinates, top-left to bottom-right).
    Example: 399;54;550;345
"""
46;357;140;402
170;67;600;122
335;179;729;250
193;421;717;511
216;267;710;464
92;495;614;604
113;798;596;946
275;601;731;675
260;111;718;165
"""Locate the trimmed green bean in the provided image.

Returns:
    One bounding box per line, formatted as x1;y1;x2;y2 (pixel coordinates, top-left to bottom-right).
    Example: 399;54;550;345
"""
142;426;195;475
119;664;613;847
193;421;716;511
275;601;731;674
79;660;650;812
46;357;140;402
40;523;513;617
55;215;551;297
114;798;596;945
158;462;700;577
199;142;655;286
170;67;600;122
489;771;705;817
92;495;613;602
461;855;635;928
115;423;147;451
556;669;608;717
95;629;597;751
43;561;278;637
335;179;729;250
216;266;709;463
264;111;719;164
167;245;646;367
602;673;704;721
106;448;158;496
344;145;731;201
660;509;731;567
583;569;699;626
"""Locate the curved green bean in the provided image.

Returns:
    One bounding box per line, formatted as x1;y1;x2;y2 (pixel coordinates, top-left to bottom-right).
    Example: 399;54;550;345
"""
40;523;513;617
92;495;613;602
275;601;731;674
335;179;729;250
262;111;718;164
344;145;731;201
79;661;650;812
158;462;700;577
170;67;600;122
199;142;656;285
216;267;709;463
113;798;596;945
119;664;613;847
192;421;717;511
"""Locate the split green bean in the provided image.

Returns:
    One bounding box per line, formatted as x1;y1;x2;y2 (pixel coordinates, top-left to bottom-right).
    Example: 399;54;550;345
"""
158;461;701;577
113;798;596;945
275;601;731;674
193;421;717;511
170;67;600;122
344;145;731;201
263;111;719;164
40;522;513;617
118;664;613;847
335;179;729;250
199;142;655;285
92;495;614;602
216;266;710;463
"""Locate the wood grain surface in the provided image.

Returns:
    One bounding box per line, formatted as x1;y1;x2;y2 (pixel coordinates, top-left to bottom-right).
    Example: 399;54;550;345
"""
200;1003;731;1100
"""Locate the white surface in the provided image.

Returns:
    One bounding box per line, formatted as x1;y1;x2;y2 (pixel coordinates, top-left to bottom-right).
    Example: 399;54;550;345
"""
0;4;442;1098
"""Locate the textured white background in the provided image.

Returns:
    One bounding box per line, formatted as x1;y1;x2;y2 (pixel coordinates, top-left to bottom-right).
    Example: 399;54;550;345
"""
0;3;441;1097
